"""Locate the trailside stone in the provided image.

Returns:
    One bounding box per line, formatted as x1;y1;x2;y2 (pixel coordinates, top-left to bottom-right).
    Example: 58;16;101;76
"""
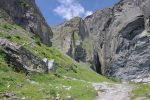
43;58;56;73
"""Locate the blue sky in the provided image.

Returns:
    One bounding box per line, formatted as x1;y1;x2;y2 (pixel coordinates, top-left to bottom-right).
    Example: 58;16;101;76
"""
36;0;119;26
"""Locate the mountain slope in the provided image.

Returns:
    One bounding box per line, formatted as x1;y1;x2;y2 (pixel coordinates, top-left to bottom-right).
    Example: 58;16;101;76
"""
0;16;113;99
0;0;53;46
0;0;150;100
52;0;150;83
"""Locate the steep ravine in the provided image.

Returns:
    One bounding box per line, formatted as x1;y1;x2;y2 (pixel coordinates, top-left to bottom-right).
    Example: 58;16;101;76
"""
0;0;150;99
52;0;150;83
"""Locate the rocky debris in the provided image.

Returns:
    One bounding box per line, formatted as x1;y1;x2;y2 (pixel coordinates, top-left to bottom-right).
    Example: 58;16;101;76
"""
63;75;77;81
132;77;150;84
62;85;72;91
16;83;23;87
92;82;132;100
134;97;150;100
0;38;49;73
26;79;39;84
66;96;73;100
0;0;53;46
43;58;56;73
2;93;18;99
21;97;26;100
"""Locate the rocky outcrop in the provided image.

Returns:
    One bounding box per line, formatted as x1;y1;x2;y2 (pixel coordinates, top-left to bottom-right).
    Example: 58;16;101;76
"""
43;58;56;73
52;17;89;62
85;8;113;74
85;0;150;81
0;38;50;73
0;0;53;46
53;0;150;82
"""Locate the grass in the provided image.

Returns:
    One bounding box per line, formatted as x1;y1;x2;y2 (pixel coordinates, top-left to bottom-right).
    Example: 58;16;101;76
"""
0;45;94;99
131;83;150;99
73;31;80;46
83;38;93;57
20;0;29;8
0;50;97;99
1;18;150;100
0;23;113;99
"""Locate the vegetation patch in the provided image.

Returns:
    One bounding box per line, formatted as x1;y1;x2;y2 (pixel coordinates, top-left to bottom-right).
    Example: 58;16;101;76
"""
20;0;29;8
0;22;115;99
83;38;93;56
131;83;150;100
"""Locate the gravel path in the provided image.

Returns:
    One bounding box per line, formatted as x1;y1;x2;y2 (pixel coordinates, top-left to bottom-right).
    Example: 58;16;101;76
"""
92;82;133;100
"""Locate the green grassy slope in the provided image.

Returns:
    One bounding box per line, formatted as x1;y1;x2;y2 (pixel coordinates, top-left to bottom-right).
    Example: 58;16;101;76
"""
0;20;112;99
131;83;150;99
1;19;149;100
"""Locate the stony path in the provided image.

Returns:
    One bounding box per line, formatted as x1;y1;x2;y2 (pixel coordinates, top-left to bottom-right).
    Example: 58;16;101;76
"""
63;75;133;100
92;82;133;100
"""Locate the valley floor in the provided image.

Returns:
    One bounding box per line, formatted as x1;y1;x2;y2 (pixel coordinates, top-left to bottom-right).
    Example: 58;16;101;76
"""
93;82;132;100
0;22;150;100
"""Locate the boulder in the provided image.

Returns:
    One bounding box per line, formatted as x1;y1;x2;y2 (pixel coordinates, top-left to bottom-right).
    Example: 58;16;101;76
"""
43;58;56;73
0;38;48;73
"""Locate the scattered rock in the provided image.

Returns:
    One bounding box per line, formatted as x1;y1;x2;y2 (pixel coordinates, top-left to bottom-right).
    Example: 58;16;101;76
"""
134;97;149;100
43;58;56;73
21;97;26;100
26;79;39;85
16;83;23;87
62;85;72;91
3;93;18;99
132;77;150;83
92;82;132;100
63;75;77;80
66;96;72;100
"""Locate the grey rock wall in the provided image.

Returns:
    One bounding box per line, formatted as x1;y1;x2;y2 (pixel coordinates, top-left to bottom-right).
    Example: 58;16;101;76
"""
85;0;150;81
52;17;89;62
52;0;150;82
0;0;53;46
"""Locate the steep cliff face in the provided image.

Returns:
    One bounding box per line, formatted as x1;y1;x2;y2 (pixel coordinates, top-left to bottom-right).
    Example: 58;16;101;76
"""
52;0;150;82
52;17;92;63
85;0;150;82
85;8;113;74
0;0;53;46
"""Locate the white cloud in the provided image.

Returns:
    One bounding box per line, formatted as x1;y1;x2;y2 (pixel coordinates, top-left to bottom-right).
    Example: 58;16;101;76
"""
57;0;73;5
54;0;93;20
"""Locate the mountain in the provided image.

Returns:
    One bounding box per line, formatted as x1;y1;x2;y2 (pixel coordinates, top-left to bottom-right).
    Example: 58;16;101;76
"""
52;0;150;83
0;0;112;99
0;0;53;46
0;0;150;99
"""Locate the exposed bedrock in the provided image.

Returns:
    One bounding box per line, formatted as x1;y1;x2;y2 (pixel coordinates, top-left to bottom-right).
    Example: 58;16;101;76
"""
0;0;53;46
52;0;150;82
